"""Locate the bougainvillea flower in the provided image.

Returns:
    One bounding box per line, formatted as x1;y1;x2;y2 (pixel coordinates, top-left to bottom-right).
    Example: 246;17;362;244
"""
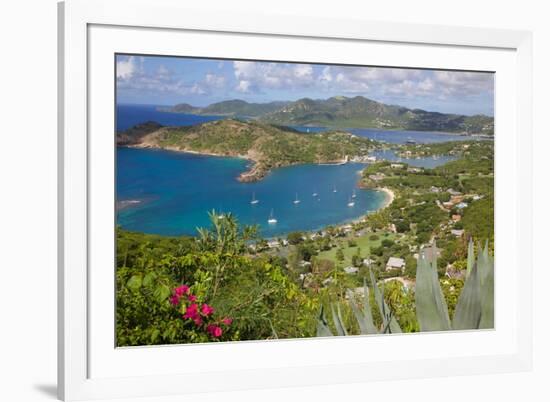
183;303;199;319
193;316;203;326
187;294;197;302
206;324;223;338
174;285;189;297
169;295;180;306
201;303;214;316
222;317;232;325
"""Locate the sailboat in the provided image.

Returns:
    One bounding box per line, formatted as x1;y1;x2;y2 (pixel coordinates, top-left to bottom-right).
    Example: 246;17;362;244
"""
351;189;357;199
312;189;318;197
250;192;259;205
333;185;338;193
267;209;277;224
293;193;301;204
347;197;355;207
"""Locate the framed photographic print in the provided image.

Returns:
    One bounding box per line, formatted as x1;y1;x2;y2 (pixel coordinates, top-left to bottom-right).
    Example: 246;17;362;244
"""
58;0;533;400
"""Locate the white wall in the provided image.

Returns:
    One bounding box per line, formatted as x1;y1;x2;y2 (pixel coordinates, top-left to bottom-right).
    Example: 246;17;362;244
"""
0;0;547;401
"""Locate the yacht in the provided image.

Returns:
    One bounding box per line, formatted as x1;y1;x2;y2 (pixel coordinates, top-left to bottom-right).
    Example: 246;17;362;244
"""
351;189;357;199
250;192;259;205
293;193;301;204
333;185;338;193
267;209;277;224
347;197;355;207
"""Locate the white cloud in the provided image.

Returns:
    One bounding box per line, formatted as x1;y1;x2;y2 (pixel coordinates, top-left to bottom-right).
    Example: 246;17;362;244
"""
233;61;315;93
116;56;137;79
117;59;227;97
204;73;226;89
236;80;251;93
319;66;332;83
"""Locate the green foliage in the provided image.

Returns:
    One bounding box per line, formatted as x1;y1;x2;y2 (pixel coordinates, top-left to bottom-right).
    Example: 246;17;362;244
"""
317;271;403;337
462;196;494;243
116;214;318;346
287;231;304;245
415;240;493;331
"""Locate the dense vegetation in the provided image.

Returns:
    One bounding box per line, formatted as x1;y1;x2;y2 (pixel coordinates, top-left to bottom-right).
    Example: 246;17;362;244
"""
160;96;494;134
161;99;290;117
117;119;379;181
116;132;494;345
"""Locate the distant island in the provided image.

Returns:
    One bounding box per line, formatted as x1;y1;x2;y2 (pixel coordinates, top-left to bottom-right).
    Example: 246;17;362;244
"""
159;96;494;135
116;119;379;182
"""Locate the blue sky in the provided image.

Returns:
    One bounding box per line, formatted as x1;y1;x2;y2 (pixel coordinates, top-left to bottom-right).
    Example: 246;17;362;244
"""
116;55;494;116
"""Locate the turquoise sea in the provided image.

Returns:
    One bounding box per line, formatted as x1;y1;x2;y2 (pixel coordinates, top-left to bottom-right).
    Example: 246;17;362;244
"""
116;104;464;237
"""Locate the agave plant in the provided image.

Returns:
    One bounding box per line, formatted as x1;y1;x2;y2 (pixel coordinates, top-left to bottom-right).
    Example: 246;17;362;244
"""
317;269;402;336
415;239;494;331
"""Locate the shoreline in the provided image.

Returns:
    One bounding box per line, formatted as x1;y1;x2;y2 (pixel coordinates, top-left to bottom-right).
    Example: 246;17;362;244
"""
376;187;395;209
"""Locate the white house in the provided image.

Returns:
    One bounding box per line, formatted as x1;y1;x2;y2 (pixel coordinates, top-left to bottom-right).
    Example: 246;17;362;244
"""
362;258;375;266
451;229;465;237
386;257;406;272
344;266;359;274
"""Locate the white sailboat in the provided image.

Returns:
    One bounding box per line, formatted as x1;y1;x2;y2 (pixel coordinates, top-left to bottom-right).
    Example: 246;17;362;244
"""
293;193;301;204
333;185;338;193
267;209;277;224
250;192;259;205
312;189;318;197
347;197;355;207
351;189;357;199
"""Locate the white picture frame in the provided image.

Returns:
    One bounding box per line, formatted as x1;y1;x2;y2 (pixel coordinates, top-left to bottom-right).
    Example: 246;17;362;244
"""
58;0;533;400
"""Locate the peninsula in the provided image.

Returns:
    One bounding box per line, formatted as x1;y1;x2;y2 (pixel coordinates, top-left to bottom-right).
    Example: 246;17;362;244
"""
116;119;380;182
161;96;494;135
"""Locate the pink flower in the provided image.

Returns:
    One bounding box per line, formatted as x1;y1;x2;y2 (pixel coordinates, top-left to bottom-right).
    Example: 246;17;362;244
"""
222;317;232;326
188;294;197;302
201;303;214;316
169;295;180;306
206;324;223;337
193;316;203;326
174;285;189;297
183;303;199;320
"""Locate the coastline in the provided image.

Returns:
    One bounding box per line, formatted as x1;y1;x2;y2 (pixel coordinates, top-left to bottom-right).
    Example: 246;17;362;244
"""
377;187;395;209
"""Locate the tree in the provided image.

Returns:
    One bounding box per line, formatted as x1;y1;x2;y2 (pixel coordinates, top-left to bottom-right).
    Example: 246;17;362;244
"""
336;248;345;263
351;247;363;267
287;231;304;245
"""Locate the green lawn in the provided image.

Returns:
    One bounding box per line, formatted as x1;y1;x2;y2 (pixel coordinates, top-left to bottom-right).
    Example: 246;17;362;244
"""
317;232;396;266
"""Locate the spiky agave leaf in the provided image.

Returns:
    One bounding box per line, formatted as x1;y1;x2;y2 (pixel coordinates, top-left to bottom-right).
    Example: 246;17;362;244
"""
331;304;348;336
369;269;402;333
316;305;334;337
478;243;494;329
466;238;475;278
452;259;482;330
346;282;378;335
415;250;451;331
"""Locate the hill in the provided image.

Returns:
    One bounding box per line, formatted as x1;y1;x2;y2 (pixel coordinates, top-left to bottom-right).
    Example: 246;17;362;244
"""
161;99;290;117
260;96;494;135
160;96;494;135
117;119;378;181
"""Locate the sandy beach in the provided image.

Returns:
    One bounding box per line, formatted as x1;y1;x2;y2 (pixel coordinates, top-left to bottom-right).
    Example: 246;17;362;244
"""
377;187;395;209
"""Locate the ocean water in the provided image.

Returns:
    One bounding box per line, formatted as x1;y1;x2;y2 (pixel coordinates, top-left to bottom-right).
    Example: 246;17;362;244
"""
116;104;221;131
116;104;464;237
117;148;387;237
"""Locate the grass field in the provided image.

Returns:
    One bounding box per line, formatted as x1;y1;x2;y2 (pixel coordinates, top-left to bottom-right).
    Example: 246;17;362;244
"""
317;231;396;266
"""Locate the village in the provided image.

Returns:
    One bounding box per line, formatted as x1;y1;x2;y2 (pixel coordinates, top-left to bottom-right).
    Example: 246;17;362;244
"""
250;139;494;301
